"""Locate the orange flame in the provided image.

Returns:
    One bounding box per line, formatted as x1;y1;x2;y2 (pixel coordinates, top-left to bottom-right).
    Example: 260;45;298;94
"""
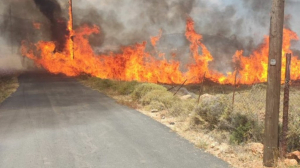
21;16;300;85
221;28;299;85
32;22;41;29
150;29;162;47
184;17;214;83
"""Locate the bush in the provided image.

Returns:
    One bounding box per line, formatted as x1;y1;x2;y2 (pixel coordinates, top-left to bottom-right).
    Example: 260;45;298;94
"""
169;99;196;117
113;81;138;95
192;94;232;129
97;79;115;89
229;113;263;144
85;77;115;90
140;89;176;108
229;114;254;144
227;84;265;144
287;109;300;151
230;122;252;145
132;83;167;100
84;77;138;95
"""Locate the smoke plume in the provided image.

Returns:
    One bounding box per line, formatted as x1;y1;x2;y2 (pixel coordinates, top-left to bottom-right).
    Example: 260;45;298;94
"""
1;0;300;73
33;0;69;52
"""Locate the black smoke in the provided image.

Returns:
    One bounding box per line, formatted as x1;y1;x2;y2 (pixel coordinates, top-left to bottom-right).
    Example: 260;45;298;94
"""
33;0;69;52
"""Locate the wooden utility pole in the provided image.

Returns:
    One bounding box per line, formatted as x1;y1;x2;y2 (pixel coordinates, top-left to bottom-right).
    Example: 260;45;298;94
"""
263;0;285;167
69;0;74;60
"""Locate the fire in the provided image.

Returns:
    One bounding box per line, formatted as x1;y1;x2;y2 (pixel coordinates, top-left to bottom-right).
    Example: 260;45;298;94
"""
32;22;41;29
150;29;162;47
21;9;300;85
184;17;215;83
221;28;299;85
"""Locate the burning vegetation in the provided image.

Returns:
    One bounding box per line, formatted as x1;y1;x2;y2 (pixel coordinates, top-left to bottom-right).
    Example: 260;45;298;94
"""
12;0;300;85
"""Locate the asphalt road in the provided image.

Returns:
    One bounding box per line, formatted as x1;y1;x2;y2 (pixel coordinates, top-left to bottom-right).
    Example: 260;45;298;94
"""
0;73;230;168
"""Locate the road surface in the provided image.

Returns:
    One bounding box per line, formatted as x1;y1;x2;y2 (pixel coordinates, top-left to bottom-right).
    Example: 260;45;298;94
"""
0;73;230;168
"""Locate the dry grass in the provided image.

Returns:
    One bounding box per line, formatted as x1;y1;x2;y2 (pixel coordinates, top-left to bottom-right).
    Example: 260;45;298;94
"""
79;76;138;95
79;76;300;168
0;75;19;103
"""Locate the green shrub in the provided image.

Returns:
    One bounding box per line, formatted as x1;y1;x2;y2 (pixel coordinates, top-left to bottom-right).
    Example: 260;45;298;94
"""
287;108;300;151
230;121;252;144
169;99;196;117
226;84;265;144
229;114;254;144
229;113;263;144
132;83;167;100
84;77;139;95
97;79;115;89
192;94;232;128
140;89;176;107
85;77;115;90
113;81;138;95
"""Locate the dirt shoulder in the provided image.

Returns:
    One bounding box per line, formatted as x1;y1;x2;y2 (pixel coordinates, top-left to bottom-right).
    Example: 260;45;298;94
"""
79;76;299;168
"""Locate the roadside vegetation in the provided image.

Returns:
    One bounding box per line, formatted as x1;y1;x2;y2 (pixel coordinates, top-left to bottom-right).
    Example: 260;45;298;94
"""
0;75;19;103
79;76;300;168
